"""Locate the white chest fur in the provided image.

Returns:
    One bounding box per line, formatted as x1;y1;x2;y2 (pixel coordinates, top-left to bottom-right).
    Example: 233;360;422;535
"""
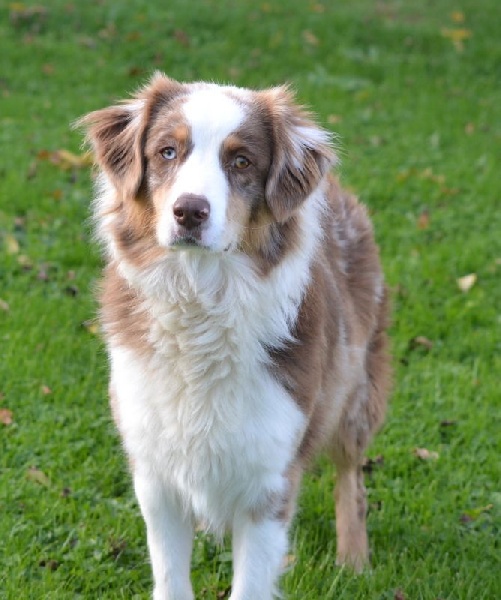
110;251;309;532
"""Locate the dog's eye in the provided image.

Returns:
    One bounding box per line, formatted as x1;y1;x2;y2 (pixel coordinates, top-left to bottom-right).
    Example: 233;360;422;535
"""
160;147;177;160
233;155;251;170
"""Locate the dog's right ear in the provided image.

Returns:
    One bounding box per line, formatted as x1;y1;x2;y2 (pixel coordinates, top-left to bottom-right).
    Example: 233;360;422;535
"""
76;100;146;199
76;72;183;199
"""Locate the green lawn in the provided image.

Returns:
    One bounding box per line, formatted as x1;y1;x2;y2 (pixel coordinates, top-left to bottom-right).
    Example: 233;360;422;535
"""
1;1;500;598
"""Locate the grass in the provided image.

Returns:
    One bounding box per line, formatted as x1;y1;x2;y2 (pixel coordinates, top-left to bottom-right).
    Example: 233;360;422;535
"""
1;0;500;598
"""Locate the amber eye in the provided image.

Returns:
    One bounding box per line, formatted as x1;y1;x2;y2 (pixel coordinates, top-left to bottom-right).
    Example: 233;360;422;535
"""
233;155;251;170
160;147;177;160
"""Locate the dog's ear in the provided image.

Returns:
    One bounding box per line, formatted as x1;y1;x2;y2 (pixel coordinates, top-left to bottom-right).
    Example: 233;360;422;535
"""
76;99;146;199
261;86;337;222
76;72;183;199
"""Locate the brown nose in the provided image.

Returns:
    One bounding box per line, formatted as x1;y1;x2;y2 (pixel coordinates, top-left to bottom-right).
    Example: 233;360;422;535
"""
173;194;210;230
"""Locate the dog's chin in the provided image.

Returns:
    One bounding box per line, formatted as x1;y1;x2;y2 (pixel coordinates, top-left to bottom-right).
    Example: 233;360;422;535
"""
170;236;208;251
168;235;232;253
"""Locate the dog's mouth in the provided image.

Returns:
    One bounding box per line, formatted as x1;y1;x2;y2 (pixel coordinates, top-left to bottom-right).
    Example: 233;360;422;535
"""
170;235;206;249
169;235;232;253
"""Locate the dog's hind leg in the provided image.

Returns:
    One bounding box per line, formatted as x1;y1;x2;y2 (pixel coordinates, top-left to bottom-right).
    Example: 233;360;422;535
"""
334;462;369;571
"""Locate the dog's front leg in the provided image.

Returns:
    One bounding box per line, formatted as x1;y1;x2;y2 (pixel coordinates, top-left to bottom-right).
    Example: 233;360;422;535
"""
229;515;289;600
134;471;194;600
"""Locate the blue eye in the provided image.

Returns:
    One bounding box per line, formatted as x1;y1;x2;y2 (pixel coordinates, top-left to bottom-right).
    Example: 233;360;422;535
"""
160;147;177;160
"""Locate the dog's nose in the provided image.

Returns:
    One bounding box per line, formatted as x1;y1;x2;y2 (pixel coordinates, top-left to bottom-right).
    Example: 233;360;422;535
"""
173;194;210;230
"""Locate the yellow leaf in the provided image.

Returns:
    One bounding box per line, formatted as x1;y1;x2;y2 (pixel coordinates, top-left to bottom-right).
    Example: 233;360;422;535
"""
457;273;477;293
441;28;472;51
27;467;51;487
302;30;319;46
451;11;465;23
82;319;99;335
5;234;19;254
49;149;93;170
327;114;342;125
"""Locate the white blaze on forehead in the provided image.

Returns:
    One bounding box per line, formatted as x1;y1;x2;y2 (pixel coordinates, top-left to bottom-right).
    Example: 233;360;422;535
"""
156;87;247;251
182;86;246;143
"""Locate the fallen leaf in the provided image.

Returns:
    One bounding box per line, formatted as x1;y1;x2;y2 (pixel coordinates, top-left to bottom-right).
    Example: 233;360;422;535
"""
27;467;51;487
127;66;146;78
216;587;232;599
0;408;13;425
311;3;326;13
464;122;475;135
42;63;55;75
39;559;59;571
41;385;52;395
44;149;93;170
414;447;439;461
457;273;477;292
27;160;38;179
395;590;406;600
0;298;9;311
108;537;127;559
451;11;465;23
125;31;141;42
441;28;472;52
417;210;430;230
9;3;48;27
302;30;319;46
173;29;190;47
64;285;79;297
409;336;434;351
327;114;342;125
362;454;384;474
5;234;20;254
82;319;99;335
440;419;457;428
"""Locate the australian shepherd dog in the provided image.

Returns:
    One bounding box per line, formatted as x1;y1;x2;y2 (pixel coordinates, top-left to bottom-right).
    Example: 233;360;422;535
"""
78;72;391;600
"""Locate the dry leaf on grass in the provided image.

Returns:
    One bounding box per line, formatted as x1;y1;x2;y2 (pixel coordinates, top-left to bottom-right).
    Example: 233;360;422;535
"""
27;467;51;487
362;454;384;475
0;408;13;425
417;211;430;230
441;28;472;51
457;273;477;292
302;30;319;46
37;149;93;170
0;298;9;311
82;319;99;335
408;336;434;351
5;234;20;254
414;447;439;461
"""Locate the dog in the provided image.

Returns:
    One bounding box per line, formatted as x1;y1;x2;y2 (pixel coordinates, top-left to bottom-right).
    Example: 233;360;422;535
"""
78;72;391;600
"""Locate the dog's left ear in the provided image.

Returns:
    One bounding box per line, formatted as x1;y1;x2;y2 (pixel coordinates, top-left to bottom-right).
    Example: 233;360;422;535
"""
261;86;337;222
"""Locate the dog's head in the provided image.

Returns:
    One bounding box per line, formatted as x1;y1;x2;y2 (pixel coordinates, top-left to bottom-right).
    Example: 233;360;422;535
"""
78;73;335;268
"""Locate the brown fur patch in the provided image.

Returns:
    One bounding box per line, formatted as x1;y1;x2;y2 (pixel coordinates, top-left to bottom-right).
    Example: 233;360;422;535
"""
99;263;154;359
